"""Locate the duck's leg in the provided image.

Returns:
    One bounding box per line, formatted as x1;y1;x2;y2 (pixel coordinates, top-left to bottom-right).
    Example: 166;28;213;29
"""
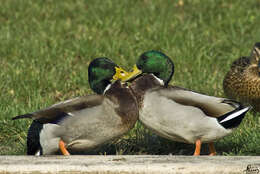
193;139;201;156
59;140;70;155
208;142;216;156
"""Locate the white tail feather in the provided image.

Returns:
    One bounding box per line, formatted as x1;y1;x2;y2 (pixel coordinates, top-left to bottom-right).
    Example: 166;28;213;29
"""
219;107;250;123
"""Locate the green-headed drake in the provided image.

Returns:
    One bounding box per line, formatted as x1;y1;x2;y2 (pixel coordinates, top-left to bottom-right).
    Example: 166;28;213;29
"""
124;50;250;156
12;58;138;155
223;42;260;112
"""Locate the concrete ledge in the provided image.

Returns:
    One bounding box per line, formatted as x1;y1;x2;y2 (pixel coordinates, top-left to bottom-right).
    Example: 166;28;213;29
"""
0;156;259;174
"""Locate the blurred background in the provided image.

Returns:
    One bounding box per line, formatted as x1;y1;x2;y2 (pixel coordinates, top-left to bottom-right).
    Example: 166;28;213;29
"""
0;0;259;155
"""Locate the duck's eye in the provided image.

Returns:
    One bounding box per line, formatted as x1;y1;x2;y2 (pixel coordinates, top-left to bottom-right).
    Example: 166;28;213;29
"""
120;71;126;76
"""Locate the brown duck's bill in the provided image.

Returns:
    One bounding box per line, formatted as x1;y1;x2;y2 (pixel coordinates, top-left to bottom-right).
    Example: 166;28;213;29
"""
121;64;142;82
252;46;260;61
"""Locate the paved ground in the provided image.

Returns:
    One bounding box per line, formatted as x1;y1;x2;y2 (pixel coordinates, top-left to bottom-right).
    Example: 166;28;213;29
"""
0;155;259;174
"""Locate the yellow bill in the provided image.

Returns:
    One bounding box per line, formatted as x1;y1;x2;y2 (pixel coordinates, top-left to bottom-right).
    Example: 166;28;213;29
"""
112;66;131;82
121;64;142;82
112;65;142;82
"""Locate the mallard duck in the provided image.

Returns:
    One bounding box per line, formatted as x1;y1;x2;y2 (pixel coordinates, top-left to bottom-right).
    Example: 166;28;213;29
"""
223;42;260;112
124;50;250;155
13;58;139;155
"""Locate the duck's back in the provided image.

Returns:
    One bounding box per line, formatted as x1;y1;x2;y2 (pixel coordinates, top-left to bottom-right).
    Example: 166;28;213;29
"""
230;57;250;72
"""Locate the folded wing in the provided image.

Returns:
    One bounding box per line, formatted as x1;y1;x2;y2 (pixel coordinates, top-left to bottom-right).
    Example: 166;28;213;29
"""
157;86;245;118
12;95;104;124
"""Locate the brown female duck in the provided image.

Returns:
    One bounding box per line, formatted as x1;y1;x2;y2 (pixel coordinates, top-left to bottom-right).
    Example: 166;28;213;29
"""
223;43;260;112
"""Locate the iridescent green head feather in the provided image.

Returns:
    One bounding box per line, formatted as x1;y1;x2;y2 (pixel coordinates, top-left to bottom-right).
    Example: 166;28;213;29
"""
88;58;129;94
136;50;174;85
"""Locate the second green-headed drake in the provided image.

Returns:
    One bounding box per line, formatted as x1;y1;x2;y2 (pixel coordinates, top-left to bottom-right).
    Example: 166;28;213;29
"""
223;43;260;112
13;58;139;155
124;50;250;155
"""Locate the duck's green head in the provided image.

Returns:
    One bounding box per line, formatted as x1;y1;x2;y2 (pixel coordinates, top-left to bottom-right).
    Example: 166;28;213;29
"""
125;50;174;86
88;58;130;94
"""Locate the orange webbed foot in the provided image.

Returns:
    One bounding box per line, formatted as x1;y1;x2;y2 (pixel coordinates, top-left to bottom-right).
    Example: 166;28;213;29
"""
59;140;70;156
193;139;201;156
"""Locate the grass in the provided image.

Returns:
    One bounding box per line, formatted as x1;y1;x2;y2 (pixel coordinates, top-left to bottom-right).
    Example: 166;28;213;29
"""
0;0;260;155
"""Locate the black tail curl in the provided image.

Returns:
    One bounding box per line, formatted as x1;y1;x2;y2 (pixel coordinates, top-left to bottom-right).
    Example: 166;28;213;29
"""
12;114;33;120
